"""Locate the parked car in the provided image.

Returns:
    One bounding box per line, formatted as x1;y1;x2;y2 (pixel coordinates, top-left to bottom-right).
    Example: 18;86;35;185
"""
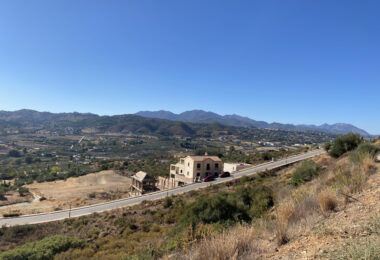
202;175;215;182
218;172;230;178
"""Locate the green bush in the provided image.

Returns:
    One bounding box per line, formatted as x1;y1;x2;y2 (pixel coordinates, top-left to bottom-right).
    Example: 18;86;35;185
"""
354;142;380;156
163;196;173;208
289;160;320;186
3;212;21;218
0;235;84;260
323;142;332;152
8;150;21;158
179;185;275;227
248;186;274;218
240;176;250;184
180;193;249;226
329;133;362;158
18;187;29;197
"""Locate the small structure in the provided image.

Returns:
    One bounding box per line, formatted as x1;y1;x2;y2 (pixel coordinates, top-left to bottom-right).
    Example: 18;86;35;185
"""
223;162;250;173
130;171;156;195
157;176;175;190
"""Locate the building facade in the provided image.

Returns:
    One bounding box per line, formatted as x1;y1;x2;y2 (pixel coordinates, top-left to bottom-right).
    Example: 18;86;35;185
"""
169;156;222;186
223;162;250;173
130;171;156;195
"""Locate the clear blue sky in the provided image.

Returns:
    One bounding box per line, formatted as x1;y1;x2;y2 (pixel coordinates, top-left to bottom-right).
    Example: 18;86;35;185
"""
1;1;379;134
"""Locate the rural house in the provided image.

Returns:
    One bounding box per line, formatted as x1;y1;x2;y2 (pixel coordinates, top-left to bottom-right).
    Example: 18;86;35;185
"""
223;162;250;173
130;171;156;195
169;155;222;187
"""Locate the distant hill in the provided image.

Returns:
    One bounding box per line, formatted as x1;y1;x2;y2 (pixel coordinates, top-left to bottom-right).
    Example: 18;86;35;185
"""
0;109;335;144
136;110;373;137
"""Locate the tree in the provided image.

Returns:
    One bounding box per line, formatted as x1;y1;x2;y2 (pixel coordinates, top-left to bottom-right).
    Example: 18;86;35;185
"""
18;187;29;197
323;142;332;152
329;133;362;158
8;150;21;158
25;156;33;164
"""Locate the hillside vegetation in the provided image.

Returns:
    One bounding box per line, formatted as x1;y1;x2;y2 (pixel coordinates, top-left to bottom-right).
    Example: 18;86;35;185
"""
0;134;378;259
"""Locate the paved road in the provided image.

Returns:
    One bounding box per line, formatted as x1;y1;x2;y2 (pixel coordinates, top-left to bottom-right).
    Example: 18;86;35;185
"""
0;149;324;226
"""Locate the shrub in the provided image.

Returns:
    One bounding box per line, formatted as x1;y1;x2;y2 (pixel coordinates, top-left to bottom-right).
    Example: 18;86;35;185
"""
350;143;380;164
317;189;337;213
289;160;320;186
275;200;294;245
150;224;161;232
329;133;362;158
334;165;366;194
180;193;249;226
355;142;380;156
0;235;84;260
240;176;250;184
8;150;21;158
18;187;29;197
163;196;173;209
323;142;332;152
142;223;151;232
3;211;21;217
246;186;274;218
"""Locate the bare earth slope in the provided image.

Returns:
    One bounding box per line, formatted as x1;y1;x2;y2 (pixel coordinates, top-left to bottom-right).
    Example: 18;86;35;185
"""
265;162;380;259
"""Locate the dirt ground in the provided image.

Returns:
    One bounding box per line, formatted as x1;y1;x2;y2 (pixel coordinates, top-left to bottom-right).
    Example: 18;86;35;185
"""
0;170;131;216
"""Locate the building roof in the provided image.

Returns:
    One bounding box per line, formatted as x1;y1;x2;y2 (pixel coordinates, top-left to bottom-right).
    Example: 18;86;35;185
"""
132;171;154;182
187;155;222;162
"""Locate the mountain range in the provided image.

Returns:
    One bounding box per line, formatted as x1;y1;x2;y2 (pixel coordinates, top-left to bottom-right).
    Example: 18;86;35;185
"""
0;109;336;144
135;110;373;137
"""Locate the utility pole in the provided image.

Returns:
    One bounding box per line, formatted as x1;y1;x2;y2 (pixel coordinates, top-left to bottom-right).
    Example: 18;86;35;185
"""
69;202;72;218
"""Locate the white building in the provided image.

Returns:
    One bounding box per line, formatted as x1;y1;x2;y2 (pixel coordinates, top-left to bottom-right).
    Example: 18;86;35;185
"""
170;155;222;186
223;162;250;173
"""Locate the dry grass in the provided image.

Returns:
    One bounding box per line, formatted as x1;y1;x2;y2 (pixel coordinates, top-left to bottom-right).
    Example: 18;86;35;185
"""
275;200;294;245
188;225;259;260
363;158;376;174
317;188;337;213
333;164;367;194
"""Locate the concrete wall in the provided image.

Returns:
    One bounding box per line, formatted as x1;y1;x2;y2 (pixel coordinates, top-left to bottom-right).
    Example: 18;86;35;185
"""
223;163;250;173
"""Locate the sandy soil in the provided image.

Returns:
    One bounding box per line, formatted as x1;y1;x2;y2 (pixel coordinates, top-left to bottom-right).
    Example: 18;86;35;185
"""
0;170;131;215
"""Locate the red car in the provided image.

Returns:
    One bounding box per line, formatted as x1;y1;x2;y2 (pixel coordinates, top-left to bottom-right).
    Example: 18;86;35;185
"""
218;172;231;178
202;175;215;182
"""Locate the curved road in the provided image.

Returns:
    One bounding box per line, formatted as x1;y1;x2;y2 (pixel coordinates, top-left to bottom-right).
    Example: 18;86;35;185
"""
0;149;324;226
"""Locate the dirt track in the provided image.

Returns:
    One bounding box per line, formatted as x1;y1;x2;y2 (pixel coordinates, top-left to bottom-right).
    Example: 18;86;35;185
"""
0;170;131;215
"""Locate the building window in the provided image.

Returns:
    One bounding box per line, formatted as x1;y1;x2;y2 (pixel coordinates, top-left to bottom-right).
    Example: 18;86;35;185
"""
215;163;219;168
197;172;200;176
187;171;189;176
206;164;210;170
180;170;183;173
188;162;190;166
197;163;201;169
